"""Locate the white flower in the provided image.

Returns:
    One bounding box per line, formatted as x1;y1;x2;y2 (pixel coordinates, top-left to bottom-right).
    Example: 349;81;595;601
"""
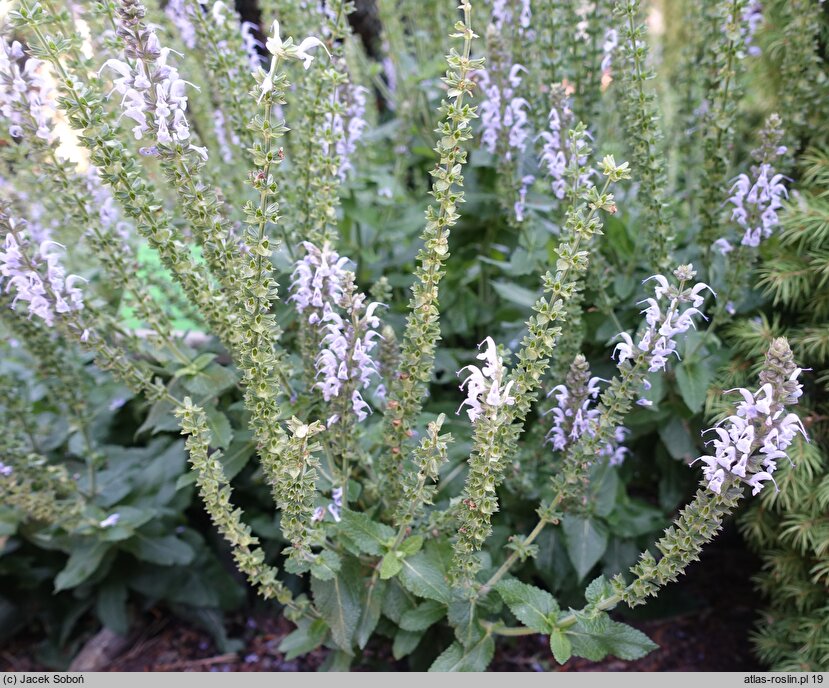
458;337;515;423
100;513;121;528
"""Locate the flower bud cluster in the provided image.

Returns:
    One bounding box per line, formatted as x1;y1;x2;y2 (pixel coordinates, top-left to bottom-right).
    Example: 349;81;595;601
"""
613;265;712;379
0;218;84;326
546;354;628;466
697;338;806;496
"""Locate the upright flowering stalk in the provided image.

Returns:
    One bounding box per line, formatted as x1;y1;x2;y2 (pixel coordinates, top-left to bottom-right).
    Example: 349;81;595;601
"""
613;0;673;272
698;0;752;246
290;241;383;485
105;0;251;313
184;0;260;152
380;2;482;508
16;0;237;347
546;354;627;466
452;158;630;584
610;338;805;609
232;19;331;571
713;114;788;317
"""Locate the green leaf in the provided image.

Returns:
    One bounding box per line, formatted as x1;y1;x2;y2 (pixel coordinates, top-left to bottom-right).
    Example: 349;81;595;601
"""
204;405;233;449
584;576;613;604
55;541;110;591
392;629;423;660
602;620;659;660
379;552;403;580
549;628;572;665
447;598;483;647
311;558;362;653
562;516;608;581
122;534;195;566
589;463;620;518
428;636;495;672
400;599;446;632
495;579;558;633
491;281;538;308
398;534;424;556
399;550;451;603
356;579;387;649
566;615;657;662
278;618;329;660
675;358;716;413
310;549;342;581
339;510;395;556
96;581;128;636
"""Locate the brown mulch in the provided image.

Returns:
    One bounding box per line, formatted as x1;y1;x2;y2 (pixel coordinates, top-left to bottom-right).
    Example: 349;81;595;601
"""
0;527;761;672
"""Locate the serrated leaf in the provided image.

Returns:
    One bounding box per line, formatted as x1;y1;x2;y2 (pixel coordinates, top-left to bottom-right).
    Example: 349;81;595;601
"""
549;628;572;665
356;579;387;649
311;558;362;653
428;636;495;672
496;579;558;633
447;597;484;647
379;552;403;580
204;405;233;449
399;550;450;603
599;621;658;660
278;618;329;660
562;516;608;581
584;576;613;604
339;510;395;556
400;599;446;632
566;615;657;662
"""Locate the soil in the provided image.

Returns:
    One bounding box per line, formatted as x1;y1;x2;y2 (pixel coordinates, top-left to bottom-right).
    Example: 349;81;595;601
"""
0;525;762;672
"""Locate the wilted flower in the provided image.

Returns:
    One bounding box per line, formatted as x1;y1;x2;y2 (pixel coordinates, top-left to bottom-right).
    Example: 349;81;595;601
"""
458;337;515;423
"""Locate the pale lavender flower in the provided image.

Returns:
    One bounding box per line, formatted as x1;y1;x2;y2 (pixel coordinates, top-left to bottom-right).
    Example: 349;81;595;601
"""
601;28;619;73
613;266;712;403
290;242;383;423
713;238;733;255
545;355;628;465
537;92;594;200
325;83;368;180
240;21;264;72
458;337;516;423
102;12;204;159
0;461;12;477
212;108;234;163
478;70;502;154
0;37;55;142
100;513;121;528
1;219;85;326
697;367;806;496
165;0;197;49
726;163;788;248
513;174;535;222
740;0;764;57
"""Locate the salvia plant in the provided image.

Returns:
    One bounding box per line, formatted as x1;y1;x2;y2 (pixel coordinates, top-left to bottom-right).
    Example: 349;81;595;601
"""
0;0;822;672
